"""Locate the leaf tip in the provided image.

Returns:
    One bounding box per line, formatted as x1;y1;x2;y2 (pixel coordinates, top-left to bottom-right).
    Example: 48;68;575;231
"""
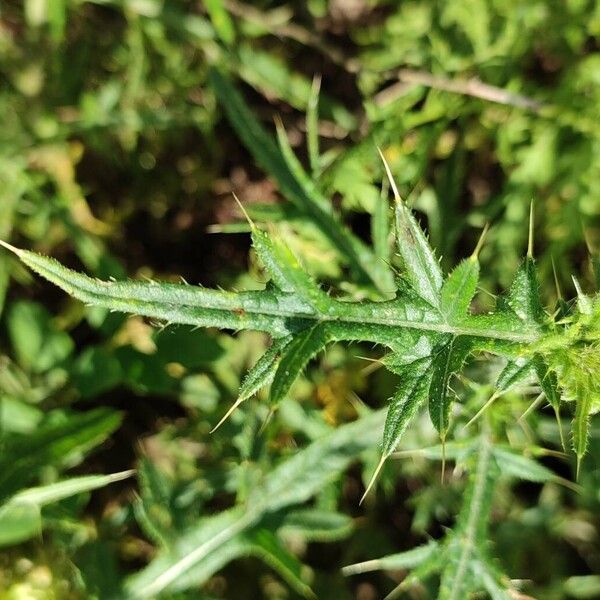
232;193;254;229
210;397;244;433
528;200;535;258
377;147;401;204
360;454;386;505
0;239;24;257
470;223;489;261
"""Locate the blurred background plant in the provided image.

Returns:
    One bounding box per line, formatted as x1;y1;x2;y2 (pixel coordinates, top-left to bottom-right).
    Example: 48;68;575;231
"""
0;0;598;598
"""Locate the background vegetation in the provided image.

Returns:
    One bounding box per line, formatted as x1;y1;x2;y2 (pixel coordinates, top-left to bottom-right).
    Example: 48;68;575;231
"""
0;1;599;598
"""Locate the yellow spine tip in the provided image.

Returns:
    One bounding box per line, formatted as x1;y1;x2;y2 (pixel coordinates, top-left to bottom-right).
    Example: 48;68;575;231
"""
210;397;244;434
359;454;386;506
232;193;254;229
527;201;535;258
0;239;23;257
470;223;490;261
377;147;402;204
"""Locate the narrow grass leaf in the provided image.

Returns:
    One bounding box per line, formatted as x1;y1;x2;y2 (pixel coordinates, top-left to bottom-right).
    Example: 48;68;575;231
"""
210;69;394;294
204;0;235;45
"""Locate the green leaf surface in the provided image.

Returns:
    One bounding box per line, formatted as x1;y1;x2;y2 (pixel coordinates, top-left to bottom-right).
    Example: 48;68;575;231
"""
441;257;479;321
251;227;331;311
270;324;330;405
0;471;133;547
239;335;293;402
0;408;122;501
7;300;74;373
209;69;395;294
279;509;353;542
507;257;544;325
204;0;235;45
496;357;535;391
492;447;556;483
428;336;474;436
438;434;499;600
246;528;315;598
382;358;433;457
342;541;437;575
393;193;443;308
126;410;385;598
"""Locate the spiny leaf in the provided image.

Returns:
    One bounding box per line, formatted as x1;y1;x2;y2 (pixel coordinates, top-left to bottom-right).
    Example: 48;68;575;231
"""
532;355;565;448
213;335;293;431
573;390;593;476
379;150;443;307
240;335;293;402
251;227;331;311
508;257;544;325
270;324;331;406
441;257;480;322
497;357;535;390
382;358;433;457
428;336;474;436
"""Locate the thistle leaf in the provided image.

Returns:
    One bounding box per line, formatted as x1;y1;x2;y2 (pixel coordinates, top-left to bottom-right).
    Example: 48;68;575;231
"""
507;257;544;325
441;257;480;322
532;355;565;447
213;335;293;431
251;227;331;311
382;358;433;457
379;150;442;307
573;391;593;474
270;324;330;406
428;336;474;436
240;335;293;402
496;357;536;391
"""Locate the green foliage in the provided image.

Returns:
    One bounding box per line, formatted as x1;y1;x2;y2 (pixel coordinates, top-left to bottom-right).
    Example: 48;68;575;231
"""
1;2;599;598
2;148;598;596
